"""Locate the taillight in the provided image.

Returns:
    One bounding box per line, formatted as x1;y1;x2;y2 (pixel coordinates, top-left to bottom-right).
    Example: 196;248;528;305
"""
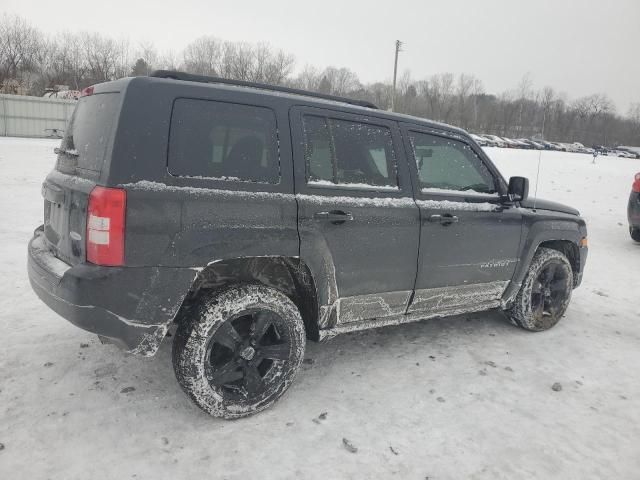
81;85;94;97
86;186;126;266
633;173;640;193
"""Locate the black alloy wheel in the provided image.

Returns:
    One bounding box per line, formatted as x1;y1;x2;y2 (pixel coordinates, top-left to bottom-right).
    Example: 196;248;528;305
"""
205;309;290;399
530;261;571;329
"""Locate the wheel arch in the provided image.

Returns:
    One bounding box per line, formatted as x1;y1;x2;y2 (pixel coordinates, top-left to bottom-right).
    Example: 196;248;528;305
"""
177;256;320;341
503;231;583;308
537;239;580;277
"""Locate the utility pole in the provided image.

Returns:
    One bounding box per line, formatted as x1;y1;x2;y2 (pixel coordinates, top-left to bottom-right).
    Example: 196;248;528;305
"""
391;40;403;112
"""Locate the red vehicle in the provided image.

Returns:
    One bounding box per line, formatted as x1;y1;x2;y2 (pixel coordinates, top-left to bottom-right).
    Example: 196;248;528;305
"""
629;173;640;242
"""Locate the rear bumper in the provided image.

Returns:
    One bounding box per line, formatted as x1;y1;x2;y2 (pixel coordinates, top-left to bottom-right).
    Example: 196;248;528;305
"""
28;227;196;356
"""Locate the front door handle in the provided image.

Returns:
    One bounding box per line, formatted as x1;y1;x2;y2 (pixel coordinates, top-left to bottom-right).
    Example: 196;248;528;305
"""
428;214;459;225
313;210;354;224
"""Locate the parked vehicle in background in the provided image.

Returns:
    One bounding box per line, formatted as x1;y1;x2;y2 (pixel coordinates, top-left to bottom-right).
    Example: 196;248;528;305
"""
551;142;568;152
593;145;610;155
43;88;81;100
629;173;640;242
27;71;589;418
537;140;556;150
616;146;640;159
470;133;489;146
500;137;520;148
614;150;637;159
518;139;540;149
561;143;579;152
510;139;531;149
482;134;507;147
517;139;542;149
570;142;590;154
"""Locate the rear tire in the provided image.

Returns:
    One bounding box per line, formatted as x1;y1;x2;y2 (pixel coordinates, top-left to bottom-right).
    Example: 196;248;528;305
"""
508;248;573;332
172;284;305;419
630;227;640;242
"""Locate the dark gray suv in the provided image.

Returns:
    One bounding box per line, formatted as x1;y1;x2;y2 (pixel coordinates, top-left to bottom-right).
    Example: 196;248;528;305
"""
28;71;588;418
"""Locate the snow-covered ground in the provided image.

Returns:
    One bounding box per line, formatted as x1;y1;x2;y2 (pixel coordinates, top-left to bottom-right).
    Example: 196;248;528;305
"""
1;138;639;479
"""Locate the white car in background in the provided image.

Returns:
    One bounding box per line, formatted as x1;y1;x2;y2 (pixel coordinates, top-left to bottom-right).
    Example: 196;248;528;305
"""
616;146;640;159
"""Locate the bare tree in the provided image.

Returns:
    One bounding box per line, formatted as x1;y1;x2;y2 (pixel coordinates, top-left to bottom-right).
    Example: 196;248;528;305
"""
2;13;640;146
182;36;221;76
320;66;361;96
291;65;322;91
0;14;41;88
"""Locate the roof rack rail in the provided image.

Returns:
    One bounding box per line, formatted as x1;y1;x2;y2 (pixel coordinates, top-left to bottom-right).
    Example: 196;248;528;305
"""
149;70;378;110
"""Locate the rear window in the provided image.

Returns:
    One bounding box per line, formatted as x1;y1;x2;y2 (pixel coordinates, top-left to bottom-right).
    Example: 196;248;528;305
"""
168;99;280;183
56;93;120;175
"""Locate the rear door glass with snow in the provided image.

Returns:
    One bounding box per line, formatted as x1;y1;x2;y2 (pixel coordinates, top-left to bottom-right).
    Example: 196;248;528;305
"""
56;93;120;176
410;132;496;194
302;114;398;189
168;99;280;183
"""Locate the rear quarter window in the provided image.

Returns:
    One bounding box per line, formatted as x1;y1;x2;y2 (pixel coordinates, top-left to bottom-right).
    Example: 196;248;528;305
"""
168;99;280;183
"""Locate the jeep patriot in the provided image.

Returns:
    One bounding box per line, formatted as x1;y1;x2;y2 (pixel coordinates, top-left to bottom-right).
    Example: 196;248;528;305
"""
28;71;588;417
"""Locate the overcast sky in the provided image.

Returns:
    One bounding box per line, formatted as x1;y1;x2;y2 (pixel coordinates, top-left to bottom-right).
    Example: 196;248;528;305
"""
4;0;639;112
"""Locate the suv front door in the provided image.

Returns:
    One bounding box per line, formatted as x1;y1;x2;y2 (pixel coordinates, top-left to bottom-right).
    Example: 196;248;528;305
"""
292;107;419;328
401;125;523;315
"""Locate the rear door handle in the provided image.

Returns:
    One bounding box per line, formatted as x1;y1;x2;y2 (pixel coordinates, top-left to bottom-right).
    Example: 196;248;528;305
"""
313;210;354;224
428;214;459;225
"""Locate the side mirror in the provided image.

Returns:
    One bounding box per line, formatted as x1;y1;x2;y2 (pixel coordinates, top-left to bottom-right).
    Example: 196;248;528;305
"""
507;176;529;201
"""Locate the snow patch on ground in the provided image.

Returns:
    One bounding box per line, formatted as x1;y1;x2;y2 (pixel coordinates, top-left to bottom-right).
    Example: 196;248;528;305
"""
1;139;640;479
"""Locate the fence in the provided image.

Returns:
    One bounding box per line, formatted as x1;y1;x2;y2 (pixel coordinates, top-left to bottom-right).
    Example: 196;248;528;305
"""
0;94;76;138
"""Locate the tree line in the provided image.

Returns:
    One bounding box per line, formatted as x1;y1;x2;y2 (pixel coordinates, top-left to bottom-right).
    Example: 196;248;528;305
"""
1;14;638;147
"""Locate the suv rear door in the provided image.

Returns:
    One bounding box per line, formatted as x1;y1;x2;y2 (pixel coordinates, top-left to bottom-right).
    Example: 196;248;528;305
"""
400;124;523;315
42;90;121;265
291;107;419;327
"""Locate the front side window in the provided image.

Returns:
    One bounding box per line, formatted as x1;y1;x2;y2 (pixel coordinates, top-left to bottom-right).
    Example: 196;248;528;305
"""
410;131;496;194
302;114;398;189
168;99;279;183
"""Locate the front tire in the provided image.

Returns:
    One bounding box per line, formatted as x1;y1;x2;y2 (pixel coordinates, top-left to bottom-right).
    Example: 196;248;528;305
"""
172;284;306;419
508;248;573;331
630;227;640;242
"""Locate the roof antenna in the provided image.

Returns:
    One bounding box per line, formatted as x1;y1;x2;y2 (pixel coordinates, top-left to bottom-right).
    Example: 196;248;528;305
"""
532;133;544;209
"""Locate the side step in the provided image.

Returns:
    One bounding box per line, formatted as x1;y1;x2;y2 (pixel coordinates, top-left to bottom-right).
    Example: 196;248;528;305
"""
318;301;502;341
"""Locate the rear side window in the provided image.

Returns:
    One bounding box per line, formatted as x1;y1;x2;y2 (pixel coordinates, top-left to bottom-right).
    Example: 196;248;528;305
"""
168;99;280;183
410;132;496;194
57;93;120;175
302;114;398;189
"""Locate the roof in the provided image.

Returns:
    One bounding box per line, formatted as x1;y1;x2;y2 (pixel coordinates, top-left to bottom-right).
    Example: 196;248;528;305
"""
99;72;468;138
